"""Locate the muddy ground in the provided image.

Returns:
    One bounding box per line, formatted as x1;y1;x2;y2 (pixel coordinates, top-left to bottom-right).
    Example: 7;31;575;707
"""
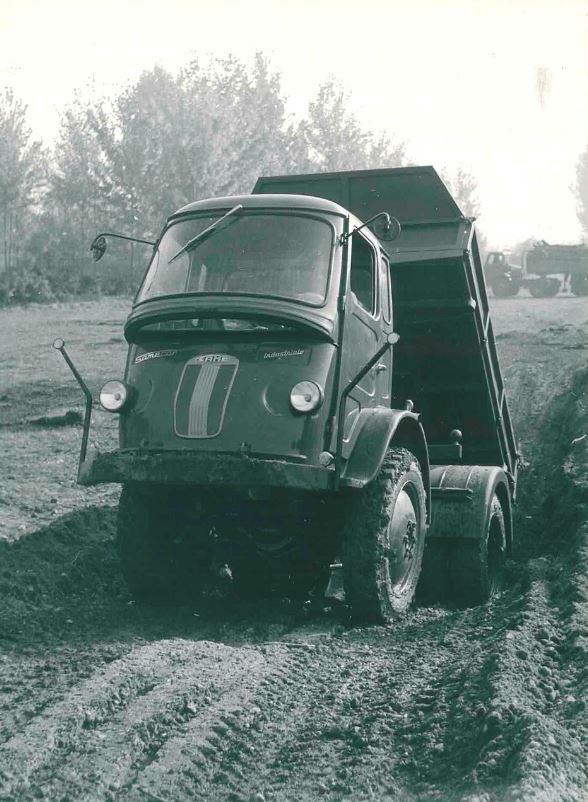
0;293;587;801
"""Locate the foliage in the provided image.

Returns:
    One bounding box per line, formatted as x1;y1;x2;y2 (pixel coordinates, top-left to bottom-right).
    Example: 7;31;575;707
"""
0;89;44;286
300;79;406;172
0;55;481;304
439;166;487;252
440;166;480;219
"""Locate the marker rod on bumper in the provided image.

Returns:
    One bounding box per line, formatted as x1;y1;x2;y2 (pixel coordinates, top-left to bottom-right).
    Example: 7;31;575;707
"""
53;339;93;473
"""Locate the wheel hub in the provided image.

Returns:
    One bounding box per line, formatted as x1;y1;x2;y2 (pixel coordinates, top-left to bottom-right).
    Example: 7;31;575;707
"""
403;520;417;561
386;488;418;589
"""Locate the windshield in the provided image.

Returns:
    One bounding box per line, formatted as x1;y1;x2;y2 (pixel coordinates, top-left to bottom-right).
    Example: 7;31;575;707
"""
137;211;335;306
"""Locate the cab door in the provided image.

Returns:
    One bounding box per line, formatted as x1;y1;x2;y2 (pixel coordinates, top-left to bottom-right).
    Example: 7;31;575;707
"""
377;252;394;406
339;232;389;449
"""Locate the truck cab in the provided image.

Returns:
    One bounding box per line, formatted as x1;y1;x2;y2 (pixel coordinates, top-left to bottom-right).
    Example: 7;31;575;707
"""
118;194;398;475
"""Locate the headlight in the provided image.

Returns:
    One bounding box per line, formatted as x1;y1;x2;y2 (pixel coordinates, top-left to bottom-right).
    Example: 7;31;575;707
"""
99;380;129;412
289;381;323;413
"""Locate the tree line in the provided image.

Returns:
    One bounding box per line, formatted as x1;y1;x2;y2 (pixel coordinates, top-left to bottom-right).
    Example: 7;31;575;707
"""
0;54;488;305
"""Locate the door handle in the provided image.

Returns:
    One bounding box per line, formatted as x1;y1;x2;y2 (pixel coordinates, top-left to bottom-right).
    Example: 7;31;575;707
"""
374;363;388;373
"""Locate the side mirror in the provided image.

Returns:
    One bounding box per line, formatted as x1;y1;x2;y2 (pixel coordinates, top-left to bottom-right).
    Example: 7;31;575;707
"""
372;214;401;242
90;235;107;262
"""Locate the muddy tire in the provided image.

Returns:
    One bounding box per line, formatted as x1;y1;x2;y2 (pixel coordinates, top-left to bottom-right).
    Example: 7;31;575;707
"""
491;275;520;297
117;485;211;605
529;277;560;298
231;551;268;600
343;447;426;622
570;274;588;296
416;539;451;603
450;494;506;605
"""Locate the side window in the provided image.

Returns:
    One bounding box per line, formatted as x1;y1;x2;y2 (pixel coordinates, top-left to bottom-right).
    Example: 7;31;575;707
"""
350;235;376;314
381;255;392;323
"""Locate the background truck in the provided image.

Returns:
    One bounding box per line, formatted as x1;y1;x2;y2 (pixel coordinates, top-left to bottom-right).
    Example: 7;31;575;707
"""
484;242;588;297
56;166;518;622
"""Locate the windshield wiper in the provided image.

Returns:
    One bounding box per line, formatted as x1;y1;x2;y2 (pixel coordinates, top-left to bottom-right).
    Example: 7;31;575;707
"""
169;204;243;263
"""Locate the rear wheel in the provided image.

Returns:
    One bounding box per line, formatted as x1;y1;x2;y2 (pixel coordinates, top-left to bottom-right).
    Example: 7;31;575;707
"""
450;494;506;605
570;274;588;296
343;448;426;622
529;277;560;297
117;485;212;605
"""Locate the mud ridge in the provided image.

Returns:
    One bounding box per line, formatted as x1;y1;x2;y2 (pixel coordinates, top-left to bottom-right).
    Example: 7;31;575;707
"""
0;507;121;643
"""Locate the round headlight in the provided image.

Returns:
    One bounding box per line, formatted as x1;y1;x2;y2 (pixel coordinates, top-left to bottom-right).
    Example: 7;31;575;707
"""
99;380;128;412
289;381;323;413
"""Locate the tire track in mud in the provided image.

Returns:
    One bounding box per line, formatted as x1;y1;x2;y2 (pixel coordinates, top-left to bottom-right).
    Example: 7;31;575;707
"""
478;554;588;802
116;609;536;802
241;607;526;801
125;642;309;801
0;639;289;801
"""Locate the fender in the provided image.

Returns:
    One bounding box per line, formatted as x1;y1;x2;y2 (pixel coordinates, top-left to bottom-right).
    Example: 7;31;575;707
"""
428;464;513;555
339;407;431;522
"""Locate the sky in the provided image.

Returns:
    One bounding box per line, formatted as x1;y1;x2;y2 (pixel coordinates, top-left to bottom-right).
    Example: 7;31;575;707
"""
1;0;587;248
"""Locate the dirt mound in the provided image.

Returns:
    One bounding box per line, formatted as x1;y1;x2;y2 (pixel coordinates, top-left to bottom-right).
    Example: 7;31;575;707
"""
28;410;83;428
514;367;588;558
0;507;120;643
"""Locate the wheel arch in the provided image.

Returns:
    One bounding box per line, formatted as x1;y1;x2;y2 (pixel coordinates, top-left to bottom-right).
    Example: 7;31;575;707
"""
340;408;431;523
428;464;513;556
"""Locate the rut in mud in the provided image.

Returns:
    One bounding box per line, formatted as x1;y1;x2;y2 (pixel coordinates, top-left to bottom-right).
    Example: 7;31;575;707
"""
0;353;586;801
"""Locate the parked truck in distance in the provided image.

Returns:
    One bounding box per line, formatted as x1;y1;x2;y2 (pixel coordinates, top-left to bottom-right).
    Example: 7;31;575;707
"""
55;167;518;622
484;242;588;298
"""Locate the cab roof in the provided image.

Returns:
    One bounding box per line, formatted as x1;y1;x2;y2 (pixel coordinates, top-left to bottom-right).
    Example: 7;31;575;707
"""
171;193;349;219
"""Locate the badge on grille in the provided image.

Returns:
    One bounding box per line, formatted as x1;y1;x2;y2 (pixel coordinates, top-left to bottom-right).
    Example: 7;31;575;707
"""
174;354;239;438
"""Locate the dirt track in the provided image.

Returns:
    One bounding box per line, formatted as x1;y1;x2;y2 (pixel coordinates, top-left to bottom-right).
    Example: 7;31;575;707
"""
0;295;587;801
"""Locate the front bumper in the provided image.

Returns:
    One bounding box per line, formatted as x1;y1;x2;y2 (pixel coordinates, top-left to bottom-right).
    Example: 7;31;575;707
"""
78;449;335;492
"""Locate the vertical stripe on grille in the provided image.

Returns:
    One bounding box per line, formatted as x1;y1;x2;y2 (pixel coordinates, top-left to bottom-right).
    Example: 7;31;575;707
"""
174;355;239;439
187;363;220;436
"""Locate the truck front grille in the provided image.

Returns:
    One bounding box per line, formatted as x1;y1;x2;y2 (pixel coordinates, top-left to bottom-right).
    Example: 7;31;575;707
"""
174;354;239;438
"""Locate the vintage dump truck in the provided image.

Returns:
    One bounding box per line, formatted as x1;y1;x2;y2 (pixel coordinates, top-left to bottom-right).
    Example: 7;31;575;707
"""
55;167;518;622
484;242;588;297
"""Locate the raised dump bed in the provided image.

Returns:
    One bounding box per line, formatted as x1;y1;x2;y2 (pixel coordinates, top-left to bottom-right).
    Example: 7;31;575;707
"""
254;167;518;485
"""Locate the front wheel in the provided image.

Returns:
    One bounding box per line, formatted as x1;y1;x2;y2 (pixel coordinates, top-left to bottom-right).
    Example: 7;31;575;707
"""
343;448;427;622
117;485;212;605
491;275;520;297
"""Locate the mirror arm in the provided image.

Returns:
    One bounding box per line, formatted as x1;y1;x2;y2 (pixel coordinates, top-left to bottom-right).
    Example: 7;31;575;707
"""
340;212;394;244
91;232;156;250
